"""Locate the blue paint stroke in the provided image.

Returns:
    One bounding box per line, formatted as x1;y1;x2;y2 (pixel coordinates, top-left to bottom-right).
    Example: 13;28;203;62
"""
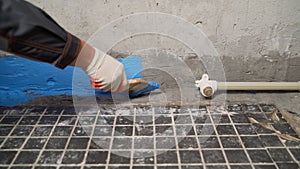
0;56;160;106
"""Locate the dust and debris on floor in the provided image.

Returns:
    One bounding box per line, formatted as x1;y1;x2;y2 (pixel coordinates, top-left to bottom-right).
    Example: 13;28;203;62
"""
0;103;299;169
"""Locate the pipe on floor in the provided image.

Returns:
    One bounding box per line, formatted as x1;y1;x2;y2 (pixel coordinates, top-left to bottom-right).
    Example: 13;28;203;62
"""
217;82;300;90
195;74;300;97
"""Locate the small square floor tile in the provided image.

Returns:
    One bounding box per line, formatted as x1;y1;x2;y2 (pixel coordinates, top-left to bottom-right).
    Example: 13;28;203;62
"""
247;113;269;123
83;167;105;169
35;167;57;169
235;125;256;135
109;151;131;164
230;165;252;169
97;116;114;125
38;151;63;164
112;137;132;149
11;126;33;136
135;126;153;136
177;137;198;149
67;137;89;149
247;150;272;163
86;151;108;164
39;116;59;125
2;138;26;149
0;138;4;145
216;125;236;135
273;123;297;135
202;150;226;163
284;138;300;147
114;126;133;136
45;107;64;115
132;166;154;169
193;115;211;124
46;138;68;149
175;125;195;136
156;151;178;164
199;136;220;148
19;116;39;125
289;148;300;161
62;151;85;164
10;166;32;169
156;137;176;149
89;137;110;149
220;136;242;148
211;115;231;124
225;150;249;163
205;166;228;169
253;165;276;169
181;166;203;169
226;104;244;113
58;116;77;126
135;115;153;125
196;125;215;136
0;126;14;136
23;138;47;149
276;162;300;169
7;107;26;116
52;126;73;136
155;115;173;124
72;126;92;136
179;150;202;163
94;126;113;136
133;150;154;164
273;113;288;123
61;107;76;115
268;148;294;162
0;151;17;164
240;136;264;148
260;104;276;112
32;126;53;136
252;124;274;134
260;135;283;147
230;114;250;123
244;104;260;112
77;116;96;126
155;126;174;136
1;116;21;124
116;116;133;125
14;151;39;164
134;137;154;149
60;167;81;169
157;166;179;169
174;115;192;124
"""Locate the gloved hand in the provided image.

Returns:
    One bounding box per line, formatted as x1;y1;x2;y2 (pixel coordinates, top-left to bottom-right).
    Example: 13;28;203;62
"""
83;48;129;93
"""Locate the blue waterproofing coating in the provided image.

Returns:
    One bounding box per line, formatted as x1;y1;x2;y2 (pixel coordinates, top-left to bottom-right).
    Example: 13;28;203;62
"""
0;56;160;106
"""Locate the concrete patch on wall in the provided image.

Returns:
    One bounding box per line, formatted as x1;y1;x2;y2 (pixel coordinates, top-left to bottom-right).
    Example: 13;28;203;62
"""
26;0;300;82
287;30;300;81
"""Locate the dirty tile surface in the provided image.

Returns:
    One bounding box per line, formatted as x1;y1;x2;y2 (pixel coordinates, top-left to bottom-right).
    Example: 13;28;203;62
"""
0;104;299;169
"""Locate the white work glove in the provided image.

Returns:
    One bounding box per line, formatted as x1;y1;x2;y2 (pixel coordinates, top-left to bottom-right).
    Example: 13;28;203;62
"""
84;48;129;93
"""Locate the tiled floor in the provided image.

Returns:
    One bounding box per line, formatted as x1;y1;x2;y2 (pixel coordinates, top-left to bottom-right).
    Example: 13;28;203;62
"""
0;104;299;169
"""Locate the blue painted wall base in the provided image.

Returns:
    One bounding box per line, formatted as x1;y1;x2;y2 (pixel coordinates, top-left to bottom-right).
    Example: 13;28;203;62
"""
0;56;159;106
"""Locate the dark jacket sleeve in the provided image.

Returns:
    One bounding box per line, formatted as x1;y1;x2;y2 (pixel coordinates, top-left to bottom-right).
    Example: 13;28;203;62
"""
0;0;82;69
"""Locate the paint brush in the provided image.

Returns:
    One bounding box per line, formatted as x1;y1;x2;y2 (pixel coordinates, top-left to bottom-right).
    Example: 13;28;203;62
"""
95;56;160;97
128;78;160;97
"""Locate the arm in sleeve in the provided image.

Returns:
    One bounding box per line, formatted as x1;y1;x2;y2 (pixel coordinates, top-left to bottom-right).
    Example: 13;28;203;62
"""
0;0;82;69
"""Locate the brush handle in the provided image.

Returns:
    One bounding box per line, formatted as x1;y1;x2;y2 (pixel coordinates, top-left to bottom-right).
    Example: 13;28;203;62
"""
128;78;143;88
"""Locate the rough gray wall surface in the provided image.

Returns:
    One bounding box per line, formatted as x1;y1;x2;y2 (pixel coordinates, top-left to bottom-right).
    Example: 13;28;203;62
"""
26;0;300;81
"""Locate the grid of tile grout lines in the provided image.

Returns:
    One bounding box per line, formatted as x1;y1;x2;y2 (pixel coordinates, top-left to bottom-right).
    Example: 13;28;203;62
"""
0;104;299;169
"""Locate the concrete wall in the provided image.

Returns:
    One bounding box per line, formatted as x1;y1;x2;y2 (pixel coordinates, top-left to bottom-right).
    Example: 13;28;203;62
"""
17;0;300;81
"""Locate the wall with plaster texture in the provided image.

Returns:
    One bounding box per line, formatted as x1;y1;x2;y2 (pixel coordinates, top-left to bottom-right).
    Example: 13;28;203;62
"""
17;0;300;81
